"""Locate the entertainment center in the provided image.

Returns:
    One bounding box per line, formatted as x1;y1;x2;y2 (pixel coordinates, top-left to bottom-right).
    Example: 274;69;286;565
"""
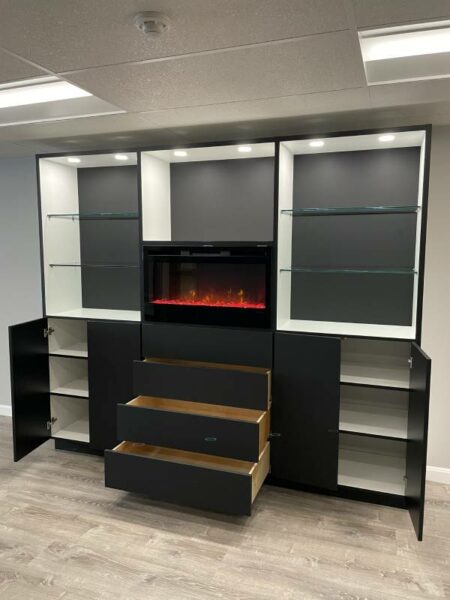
9;126;431;540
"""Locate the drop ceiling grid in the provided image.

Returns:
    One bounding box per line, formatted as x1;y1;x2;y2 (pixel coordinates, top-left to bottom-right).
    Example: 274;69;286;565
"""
0;1;448;153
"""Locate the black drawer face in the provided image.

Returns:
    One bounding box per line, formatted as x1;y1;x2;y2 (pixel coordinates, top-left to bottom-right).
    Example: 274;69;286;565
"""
105;442;270;516
117;397;269;462
133;358;271;410
142;323;273;368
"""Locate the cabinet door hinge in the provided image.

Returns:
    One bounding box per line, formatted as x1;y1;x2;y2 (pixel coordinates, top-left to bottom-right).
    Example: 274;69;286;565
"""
43;327;54;338
408;356;413;369
46;417;57;430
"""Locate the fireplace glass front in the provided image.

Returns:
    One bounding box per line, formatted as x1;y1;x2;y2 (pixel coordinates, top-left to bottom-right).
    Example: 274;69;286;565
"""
144;245;271;327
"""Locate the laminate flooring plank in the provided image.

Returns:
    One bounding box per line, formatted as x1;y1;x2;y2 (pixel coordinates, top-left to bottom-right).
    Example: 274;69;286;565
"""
0;416;449;600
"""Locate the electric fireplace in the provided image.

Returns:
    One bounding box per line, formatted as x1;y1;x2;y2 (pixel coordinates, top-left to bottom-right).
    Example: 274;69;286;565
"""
143;244;272;327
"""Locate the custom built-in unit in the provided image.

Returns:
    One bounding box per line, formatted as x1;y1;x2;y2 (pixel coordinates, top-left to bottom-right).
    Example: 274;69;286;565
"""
9;128;431;539
272;129;431;540
10;152;141;458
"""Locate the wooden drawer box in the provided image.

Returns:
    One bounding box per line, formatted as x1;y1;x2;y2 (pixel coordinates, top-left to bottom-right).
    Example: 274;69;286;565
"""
117;396;270;462
105;442;270;515
133;358;271;410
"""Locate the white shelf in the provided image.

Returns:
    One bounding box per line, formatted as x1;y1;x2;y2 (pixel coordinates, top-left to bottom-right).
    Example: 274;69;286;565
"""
277;318;416;340
51;378;89;398
49;341;88;358
341;362;410;389
338;436;406;496
52;418;89;443
339;387;409;439
47;308;141;322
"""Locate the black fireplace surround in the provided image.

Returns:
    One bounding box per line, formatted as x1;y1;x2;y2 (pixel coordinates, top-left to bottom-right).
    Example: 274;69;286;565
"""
143;243;272;328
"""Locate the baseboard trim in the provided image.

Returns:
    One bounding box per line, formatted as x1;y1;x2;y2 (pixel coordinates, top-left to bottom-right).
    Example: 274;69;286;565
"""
427;466;450;485
0;404;12;417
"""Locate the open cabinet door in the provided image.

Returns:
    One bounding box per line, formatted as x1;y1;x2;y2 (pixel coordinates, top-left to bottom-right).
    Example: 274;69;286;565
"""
406;343;431;541
9;318;50;461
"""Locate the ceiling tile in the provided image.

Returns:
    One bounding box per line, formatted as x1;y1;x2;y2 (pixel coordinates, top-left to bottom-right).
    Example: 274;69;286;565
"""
353;0;450;28
137;88;370;129
0;112;149;142
369;79;450;108
0;48;47;83
64;31;366;112
0;0;351;72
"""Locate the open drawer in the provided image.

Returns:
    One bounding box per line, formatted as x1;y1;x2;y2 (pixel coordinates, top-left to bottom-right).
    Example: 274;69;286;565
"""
105;442;270;515
133;357;271;410
117;396;270;461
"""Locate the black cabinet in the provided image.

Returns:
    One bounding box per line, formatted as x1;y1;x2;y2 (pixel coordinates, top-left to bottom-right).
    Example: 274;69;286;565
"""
9;318;50;461
88;321;141;451
406;343;431;541
271;332;341;490
10;317;141;459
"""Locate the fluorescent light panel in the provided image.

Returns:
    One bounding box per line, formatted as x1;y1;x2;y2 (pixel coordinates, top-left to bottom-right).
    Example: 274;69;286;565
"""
359;21;450;84
0;77;91;109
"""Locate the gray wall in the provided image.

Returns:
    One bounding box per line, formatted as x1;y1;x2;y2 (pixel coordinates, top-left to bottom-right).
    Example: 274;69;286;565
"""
0;157;42;412
78;166;140;310
422;126;450;478
290;148;420;325
170;157;274;241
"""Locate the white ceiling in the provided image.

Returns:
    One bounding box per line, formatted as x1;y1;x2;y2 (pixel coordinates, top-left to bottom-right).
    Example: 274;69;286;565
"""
0;0;450;156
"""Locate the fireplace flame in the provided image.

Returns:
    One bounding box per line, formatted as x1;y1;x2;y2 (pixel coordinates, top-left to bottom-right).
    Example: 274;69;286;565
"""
152;287;265;309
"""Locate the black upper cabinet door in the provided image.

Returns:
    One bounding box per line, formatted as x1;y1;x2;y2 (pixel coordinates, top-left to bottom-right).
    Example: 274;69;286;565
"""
88;321;141;451
271;332;341;490
9;318;50;462
406;343;431;541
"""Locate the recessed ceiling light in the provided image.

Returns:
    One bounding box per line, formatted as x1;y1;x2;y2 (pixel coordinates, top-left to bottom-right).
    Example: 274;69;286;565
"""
359;21;450;84
238;146;252;153
309;140;324;148
114;153;129;161
173;150;187;157
0;77;91;109
378;134;395;142
67;157;81;164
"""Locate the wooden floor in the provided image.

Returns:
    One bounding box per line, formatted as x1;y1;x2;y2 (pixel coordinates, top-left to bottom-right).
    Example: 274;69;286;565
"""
1;417;449;600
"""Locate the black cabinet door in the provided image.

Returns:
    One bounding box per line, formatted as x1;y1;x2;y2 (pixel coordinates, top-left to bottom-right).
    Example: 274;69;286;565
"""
271;332;340;490
9;318;50;461
88;321;141;451
406;343;431;541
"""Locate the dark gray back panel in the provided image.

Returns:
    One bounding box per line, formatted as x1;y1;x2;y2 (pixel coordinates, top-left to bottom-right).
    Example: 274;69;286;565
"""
78;166;140;310
291;147;420;325
170;157;274;241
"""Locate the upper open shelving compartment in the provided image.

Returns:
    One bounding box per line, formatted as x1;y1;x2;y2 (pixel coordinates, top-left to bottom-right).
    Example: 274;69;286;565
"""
276;129;428;340
39;152;141;322
140;142;276;243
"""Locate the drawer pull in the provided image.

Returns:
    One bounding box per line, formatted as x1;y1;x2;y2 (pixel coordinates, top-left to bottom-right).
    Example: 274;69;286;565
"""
204;436;217;442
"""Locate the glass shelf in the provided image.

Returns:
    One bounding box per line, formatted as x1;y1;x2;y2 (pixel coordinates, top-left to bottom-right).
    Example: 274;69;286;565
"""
47;212;139;220
49;263;139;268
280;267;417;275
281;205;420;217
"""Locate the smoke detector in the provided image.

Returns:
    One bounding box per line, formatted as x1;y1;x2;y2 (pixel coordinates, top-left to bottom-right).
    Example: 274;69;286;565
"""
134;12;170;37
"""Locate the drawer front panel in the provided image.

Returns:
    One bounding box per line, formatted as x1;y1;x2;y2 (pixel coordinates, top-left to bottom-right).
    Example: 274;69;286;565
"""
142;323;273;368
117;403;262;461
105;449;253;515
133;360;270;410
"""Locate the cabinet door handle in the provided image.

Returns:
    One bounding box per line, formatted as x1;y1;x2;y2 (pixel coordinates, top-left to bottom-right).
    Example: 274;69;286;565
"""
327;429;339;434
204;436;217;442
268;432;281;438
